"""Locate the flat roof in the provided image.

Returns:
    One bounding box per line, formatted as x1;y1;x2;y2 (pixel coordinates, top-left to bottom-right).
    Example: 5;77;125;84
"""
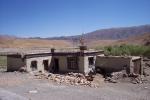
97;55;141;60
0;48;104;57
0;48;51;56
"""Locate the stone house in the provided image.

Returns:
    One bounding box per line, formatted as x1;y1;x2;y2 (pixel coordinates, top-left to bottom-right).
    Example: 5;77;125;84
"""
0;47;143;75
4;47;104;74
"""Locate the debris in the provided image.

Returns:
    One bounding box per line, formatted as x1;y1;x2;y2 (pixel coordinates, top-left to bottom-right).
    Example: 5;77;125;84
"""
105;77;117;83
111;70;127;80
33;72;103;87
28;90;38;94
131;74;143;84
19;67;26;72
143;65;150;76
145;63;150;67
144;87;148;89
104;70;128;83
86;76;93;81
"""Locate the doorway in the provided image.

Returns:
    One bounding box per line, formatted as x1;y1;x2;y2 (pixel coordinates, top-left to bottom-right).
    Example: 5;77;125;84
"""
88;57;94;66
54;58;59;73
43;60;49;71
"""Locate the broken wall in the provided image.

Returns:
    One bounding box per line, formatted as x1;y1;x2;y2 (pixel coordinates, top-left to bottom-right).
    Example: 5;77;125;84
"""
130;58;142;75
7;55;25;71
95;56;131;73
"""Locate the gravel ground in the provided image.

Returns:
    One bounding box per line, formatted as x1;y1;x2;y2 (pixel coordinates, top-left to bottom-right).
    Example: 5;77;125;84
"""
0;72;150;100
0;89;28;100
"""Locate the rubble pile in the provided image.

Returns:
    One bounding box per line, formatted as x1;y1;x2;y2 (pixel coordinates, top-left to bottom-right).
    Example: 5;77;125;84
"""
129;74;143;84
33;72;99;87
105;77;117;83
104;70;144;84
33;72;48;79
105;70;127;83
111;71;127;80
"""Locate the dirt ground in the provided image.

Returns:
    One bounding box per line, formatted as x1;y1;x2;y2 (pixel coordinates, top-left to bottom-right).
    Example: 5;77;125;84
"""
0;72;150;100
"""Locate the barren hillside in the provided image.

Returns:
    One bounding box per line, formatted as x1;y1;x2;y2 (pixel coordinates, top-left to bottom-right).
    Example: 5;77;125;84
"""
86;40;117;48
117;33;150;46
87;33;150;48
48;25;150;40
0;36;71;48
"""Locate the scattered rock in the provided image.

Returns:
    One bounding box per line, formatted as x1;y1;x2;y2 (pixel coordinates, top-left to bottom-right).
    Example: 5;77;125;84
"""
19;67;26;72
104;70;128;83
111;70;127;80
131;75;143;84
144;87;148;89
105;77;117;83
33;72;102;87
145;63;150;67
28;90;38;94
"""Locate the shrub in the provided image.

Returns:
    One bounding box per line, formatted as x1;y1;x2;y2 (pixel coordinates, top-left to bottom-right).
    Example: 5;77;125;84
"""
99;44;150;57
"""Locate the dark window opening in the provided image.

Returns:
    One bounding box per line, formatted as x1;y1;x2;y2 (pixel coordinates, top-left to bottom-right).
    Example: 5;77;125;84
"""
31;61;37;71
88;57;94;65
133;59;141;74
67;57;78;70
43;60;49;71
53;58;59;73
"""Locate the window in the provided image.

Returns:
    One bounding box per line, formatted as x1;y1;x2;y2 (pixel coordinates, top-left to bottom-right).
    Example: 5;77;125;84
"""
88;57;94;65
67;57;78;70
31;61;37;71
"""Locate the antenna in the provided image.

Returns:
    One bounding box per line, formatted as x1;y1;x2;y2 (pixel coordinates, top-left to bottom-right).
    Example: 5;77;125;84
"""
79;33;85;46
79;33;87;51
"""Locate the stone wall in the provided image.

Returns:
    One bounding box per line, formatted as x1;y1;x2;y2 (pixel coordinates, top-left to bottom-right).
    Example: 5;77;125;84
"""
130;58;142;74
95;56;131;73
7;56;25;71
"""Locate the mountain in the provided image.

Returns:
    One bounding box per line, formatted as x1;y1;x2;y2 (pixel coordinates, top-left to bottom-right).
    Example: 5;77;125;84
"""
1;25;150;48
117;33;150;46
84;25;150;40
48;25;150;40
0;34;16;40
87;33;150;48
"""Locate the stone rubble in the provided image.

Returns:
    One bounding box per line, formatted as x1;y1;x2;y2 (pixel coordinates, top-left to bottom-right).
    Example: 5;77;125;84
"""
28;90;38;94
104;70;144;84
111;70;127;80
32;69;147;86
33;72;100;87
104;70;127;83
129;74;143;84
105;77;117;83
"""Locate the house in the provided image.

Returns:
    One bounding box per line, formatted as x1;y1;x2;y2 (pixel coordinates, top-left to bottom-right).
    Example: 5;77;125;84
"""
0;47;143;75
2;46;104;74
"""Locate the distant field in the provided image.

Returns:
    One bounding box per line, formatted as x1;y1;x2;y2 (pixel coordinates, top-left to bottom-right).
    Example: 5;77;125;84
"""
0;56;7;71
0;33;150;49
0;38;72;48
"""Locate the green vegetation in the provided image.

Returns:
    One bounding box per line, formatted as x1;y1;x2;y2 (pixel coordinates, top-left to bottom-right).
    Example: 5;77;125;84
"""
97;44;150;57
0;56;7;67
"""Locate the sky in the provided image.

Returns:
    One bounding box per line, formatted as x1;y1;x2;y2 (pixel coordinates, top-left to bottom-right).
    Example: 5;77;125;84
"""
0;0;150;38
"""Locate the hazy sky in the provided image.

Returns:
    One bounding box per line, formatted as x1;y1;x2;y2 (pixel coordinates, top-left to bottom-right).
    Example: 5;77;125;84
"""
0;0;150;38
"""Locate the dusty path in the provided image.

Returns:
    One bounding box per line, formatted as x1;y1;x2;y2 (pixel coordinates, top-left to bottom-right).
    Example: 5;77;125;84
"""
0;89;28;100
0;72;150;100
